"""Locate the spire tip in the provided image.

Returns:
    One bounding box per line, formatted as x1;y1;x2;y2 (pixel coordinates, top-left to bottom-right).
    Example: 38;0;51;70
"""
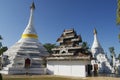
94;28;97;34
30;2;35;9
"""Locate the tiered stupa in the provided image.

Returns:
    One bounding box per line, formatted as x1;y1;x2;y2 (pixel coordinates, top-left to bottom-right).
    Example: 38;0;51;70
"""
47;29;92;77
91;28;112;74
91;28;104;58
0;2;49;74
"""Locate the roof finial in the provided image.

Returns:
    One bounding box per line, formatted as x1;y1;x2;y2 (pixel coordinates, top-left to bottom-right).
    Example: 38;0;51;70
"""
21;1;38;39
30;2;35;10
94;28;97;35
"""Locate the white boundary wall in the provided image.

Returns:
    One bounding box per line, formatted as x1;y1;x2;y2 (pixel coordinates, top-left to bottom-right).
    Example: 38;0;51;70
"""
47;60;90;77
0;67;46;75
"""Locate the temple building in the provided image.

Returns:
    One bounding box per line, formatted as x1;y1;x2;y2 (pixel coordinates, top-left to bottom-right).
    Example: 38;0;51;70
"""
0;2;49;74
91;28;112;74
47;29;92;77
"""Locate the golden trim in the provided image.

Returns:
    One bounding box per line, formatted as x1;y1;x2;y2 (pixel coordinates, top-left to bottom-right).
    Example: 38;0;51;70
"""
22;34;38;39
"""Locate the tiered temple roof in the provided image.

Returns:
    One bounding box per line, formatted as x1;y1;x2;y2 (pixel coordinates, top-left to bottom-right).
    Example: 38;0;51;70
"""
57;29;82;47
47;29;91;60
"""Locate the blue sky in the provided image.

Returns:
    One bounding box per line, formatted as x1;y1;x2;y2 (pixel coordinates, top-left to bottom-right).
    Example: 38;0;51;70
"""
0;0;119;57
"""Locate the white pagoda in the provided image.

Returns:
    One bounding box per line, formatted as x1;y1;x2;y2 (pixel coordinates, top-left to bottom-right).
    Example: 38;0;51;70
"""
0;2;49;74
91;28;112;74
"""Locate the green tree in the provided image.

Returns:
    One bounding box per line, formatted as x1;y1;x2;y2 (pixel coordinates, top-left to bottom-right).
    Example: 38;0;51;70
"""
0;35;2;40
118;33;120;42
0;35;2;48
43;43;57;54
0;35;8;55
109;47;115;57
81;42;91;55
0;47;8;55
82;42;89;49
118;54;120;60
109;47;115;67
0;35;8;69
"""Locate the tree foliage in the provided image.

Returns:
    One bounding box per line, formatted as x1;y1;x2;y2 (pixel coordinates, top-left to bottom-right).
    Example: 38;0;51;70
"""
0;47;8;55
81;42;91;55
118;33;120;42
82;42;89;49
0;35;2;40
109;47;116;64
118;54;120;60
43;43;57;54
109;47;115;56
0;35;8;55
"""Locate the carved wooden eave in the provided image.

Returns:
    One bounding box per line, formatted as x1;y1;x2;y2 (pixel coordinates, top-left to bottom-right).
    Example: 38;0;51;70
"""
57;37;63;43
52;46;82;51
52;53;74;56
64;29;74;34
47;56;91;61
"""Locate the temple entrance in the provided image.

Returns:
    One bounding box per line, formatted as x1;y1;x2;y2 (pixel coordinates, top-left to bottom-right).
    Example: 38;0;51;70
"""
25;58;31;68
93;64;98;76
86;64;92;76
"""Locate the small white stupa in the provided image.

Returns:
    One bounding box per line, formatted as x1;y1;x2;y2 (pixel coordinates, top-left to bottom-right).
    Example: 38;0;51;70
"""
0;2;49;74
91;28;112;74
91;28;104;58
